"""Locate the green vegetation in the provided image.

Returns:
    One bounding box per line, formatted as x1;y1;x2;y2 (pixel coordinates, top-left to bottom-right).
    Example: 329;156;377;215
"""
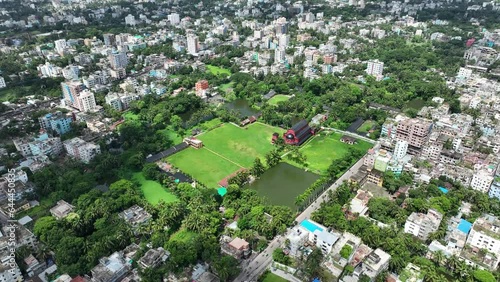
267;95;291;106
132;172;178;205
340;245;353;259
261;272;289;282
287;132;372;174
157;128;183;144
206;65;231;76
123;111;139;121
357;120;376;133
167;147;240;187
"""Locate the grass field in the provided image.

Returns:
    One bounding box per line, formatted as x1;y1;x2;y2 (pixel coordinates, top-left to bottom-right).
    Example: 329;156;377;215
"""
167;123;283;187
261;273;289;282
357;120;376;133
123;112;139;121
219;82;234;93
287;131;372;174
267;94;291;106
158;128;183;144
132;172;178;205
169;229;198;242
206;65;231;75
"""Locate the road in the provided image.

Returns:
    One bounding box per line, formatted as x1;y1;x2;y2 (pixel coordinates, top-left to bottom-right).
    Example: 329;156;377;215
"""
233;156;367;282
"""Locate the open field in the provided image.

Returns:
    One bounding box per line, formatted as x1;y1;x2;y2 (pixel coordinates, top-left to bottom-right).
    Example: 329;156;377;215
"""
167;123;283;187
132;172;178;205
267;94;291;106
206;65;231;75
261;273;289;282
287;131;372;174
157;128;183;144
169;229;198;242
167;147;241;187
357;120;376;133
219;82;234;93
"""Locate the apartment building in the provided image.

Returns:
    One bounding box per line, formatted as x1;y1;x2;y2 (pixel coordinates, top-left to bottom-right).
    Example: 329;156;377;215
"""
187;34;199;55
470;169;495;194
63;137;101;164
396;118;432;155
466;215;500;255
365;59;384;80
404;209;443;240
91;252;131;282
0;77;6;89
0;251;23;282
489;181;500;200
108;52;128;70
61;81;97;112
13;132;63;157
105;92;138;111
119;205;152;229
39;111;73;135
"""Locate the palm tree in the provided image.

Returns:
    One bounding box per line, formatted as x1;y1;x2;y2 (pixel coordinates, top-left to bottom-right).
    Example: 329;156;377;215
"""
423;269;439;282
447;255;460;271
432;250;446;266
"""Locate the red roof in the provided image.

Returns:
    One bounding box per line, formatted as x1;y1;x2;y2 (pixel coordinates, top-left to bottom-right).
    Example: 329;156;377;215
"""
71;276;87;282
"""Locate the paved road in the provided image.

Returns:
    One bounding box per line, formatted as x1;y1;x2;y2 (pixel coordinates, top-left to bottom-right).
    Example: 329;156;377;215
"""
233;156;368;282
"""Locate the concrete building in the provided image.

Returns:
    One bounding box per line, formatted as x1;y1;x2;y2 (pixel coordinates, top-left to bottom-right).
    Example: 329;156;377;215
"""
168;13;180;25
54;39;67;54
365;60;384;80
0;252;23;282
39;111;73;135
13;132;63;157
221;237;251;260
278;34;290;48
396;118;432;155
119;205;152;229
187;34;199;55
91;252;132;282
0;77;6;89
50;200;75;219
61;81;97;112
350;248;391;281
404;209;443;241
489;181;500;200
124;14;136;26
470;170;494;194
466;215;500;255
349;190;373;216
195;80;209;97
63;137;101;164
138;247;170;269
105;92;137;111
108;52;128;70
103;33;116;46
274;48;286;64
393;140;408;160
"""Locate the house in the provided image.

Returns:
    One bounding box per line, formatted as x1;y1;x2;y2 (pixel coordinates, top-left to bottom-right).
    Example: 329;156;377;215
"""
118;205;152;229
138;247;170;269
91;252;132;282
24;254;46;277
183;137;203;149
353;248;391;280
311;113;327;126
50;200;75;219
349;190;373;216
221;236;251;260
404;209;443;241
283;120;314;145
240;116;257;127
340;135;357;145
366;169;384;187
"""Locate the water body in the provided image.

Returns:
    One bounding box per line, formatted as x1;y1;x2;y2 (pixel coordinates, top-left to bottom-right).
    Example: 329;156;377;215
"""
224;99;260;118
245;162;320;209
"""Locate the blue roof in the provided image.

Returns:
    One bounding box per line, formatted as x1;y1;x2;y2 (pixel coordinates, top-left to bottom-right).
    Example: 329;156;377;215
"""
300;219;323;233
312;278;321;282
457;219;472;234
438;187;449;194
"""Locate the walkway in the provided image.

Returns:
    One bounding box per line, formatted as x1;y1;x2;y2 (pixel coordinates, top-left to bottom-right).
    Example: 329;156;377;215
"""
320;127;376;144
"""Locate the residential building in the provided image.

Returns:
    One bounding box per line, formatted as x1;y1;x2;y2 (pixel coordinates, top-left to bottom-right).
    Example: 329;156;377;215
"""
91;252;132;282
138;247;170;269
351;248;391;281
0;251;23;282
396;118;432;155
50;200;75;219
105;92;138;111
0;77;6;89
404;209;443;240
187;34;199;55
119;205;152;229
195;80;209;97
365;59;384;80
470;169;494;193
0;179;34;202
13;132;63;157
311;227;340;255
349;190;373;216
168;13;180;25
221;236;251;260
366;169;383;187
61;81;97;112
466;215;500;255
124;14;136;26
489;181;500;200
393;140;408;160
63;137;101;163
286;226;309;257
108;52;128;70
54;39;67;54
103;33;116;46
274;48;286;63
39;111;73;135
24;254;46;277
396;263;424;282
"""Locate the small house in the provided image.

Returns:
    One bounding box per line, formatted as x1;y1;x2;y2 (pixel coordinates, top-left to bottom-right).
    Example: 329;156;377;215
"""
340;135;357;145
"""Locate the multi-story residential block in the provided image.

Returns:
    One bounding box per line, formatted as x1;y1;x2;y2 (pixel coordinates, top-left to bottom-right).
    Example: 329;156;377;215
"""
103;33;116;46
470;169;495;193
396;118;432;155
39;111;73;135
351;248;391;281
50;200;75;219
91;252;132;282
119;205;152;229
138;247;170;269
393;140;408;160
195;80;209;97
105;92;138;111
63;137;101;164
404;209;443;240
108;52;128;70
366;169;384;187
187;34;199;55
13;132;63;157
61;81;97;112
489;181;500;200
0;77;6;89
0;251;23;282
466;215;500;255
168;13;180;25
365;59;384;80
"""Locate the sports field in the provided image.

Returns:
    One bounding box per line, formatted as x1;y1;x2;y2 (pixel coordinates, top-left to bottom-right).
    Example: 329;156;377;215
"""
357;120;376;133
133;172;178;205
167;123;282;187
287;131;372;174
267;94;291;106
206;65;231;75
261;273;289;282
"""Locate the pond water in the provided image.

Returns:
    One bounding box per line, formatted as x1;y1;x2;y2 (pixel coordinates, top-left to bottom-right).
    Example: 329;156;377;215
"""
224;98;260;118
245;162;320;209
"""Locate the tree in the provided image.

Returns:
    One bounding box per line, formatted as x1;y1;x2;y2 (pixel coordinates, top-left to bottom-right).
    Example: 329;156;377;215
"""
251;158;266;177
265;150;282;167
213;255;240;281
340;245;353;259
272;248;291;265
472;270;496;282
303;248;324;280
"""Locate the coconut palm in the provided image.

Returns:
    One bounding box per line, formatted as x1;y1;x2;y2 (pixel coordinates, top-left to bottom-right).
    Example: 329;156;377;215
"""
432;250;446;266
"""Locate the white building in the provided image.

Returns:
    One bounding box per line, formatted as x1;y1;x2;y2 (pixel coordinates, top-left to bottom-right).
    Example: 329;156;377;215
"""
168;13;180;25
54;39;67;54
279;34;290;48
0;255;23;282
63;137;101;164
466;215;500;255
404;209;443;240
125;14;136;26
187;34;199;55
457;67;473;80
109;52;128;70
0;77;6;89
366;59;384;80
287;219;340;256
470;170;494;193
274;48;286;64
393;140;408;160
78;89;97;112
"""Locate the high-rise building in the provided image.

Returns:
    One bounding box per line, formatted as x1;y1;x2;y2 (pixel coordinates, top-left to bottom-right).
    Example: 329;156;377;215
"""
274;48;286;63
103;33;116;46
168;13;180;25
396;118;432;154
0;76;5;89
108;52;128;70
54;39;67;54
187;34;199;55
393;140;408;160
61;81;97;112
366;59;384;79
39;111;73;135
279;34;290;48
466;215;500;256
404;209;443;240
63;137;101;164
275;17;288;35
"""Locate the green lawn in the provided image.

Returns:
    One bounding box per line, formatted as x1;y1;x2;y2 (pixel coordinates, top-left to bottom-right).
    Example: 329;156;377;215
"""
357;120;376;133
167;122;283;187
167;147;241;187
206;65;231;75
158;128;183;144
219;82;234;93
169;229;198;242
123;112;139;121
288;131;372;174
261;273;289;282
132;172;178;205
267;95;291;106
197;123;281;167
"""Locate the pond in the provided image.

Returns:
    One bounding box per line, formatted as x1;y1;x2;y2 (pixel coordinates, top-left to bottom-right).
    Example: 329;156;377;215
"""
224;98;260;118
245;162;320;209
